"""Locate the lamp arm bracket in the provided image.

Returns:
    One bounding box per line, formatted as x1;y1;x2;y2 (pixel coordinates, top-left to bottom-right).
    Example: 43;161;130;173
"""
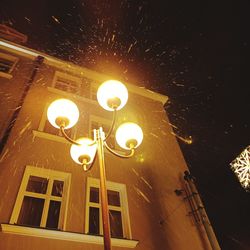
82;149;97;172
104;141;135;158
60;126;96;146
103;108;117;142
60;126;81;145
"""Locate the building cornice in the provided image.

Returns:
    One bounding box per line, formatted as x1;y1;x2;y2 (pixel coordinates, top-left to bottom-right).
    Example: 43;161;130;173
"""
0;39;168;105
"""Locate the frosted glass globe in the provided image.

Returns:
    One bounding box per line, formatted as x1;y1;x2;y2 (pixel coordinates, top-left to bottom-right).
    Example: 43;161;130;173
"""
47;99;79;129
70;138;97;165
97;80;128;111
115;122;143;150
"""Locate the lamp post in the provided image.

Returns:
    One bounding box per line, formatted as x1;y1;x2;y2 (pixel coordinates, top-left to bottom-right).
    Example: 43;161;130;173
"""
47;80;143;250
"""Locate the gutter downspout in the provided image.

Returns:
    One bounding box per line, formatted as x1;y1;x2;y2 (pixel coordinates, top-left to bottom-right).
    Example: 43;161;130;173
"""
0;55;44;154
184;171;221;250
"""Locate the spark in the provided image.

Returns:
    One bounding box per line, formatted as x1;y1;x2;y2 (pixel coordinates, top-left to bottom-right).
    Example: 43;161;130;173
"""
134;186;151;203
135;153;145;163
131;168;139;177
168;122;178;129
161;130;167;136
171;132;193;144
150;132;159;138
24;17;31;22
14;106;21;111
127;43;133;53
52;16;60;24
0;148;9;163
152;110;164;113
140;176;153;189
35;77;44;83
100;19;104;28
19;121;31;136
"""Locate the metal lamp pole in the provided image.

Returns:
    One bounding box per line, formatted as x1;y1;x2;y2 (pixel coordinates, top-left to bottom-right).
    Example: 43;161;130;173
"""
96;127;112;250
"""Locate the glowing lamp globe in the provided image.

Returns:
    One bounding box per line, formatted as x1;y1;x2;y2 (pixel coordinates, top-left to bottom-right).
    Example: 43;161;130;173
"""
115;122;143;150
47;99;79;129
70;138;97;165
97;80;128;111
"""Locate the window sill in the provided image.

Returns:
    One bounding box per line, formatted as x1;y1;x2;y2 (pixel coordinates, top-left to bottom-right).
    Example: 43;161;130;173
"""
32;130;70;144
1;224;139;248
0;71;13;79
32;130;125;156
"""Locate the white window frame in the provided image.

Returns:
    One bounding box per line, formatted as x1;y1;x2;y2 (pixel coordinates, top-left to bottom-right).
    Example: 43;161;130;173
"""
0;51;18;79
52;71;81;95
85;177;132;240
10;165;71;231
32;103;76;143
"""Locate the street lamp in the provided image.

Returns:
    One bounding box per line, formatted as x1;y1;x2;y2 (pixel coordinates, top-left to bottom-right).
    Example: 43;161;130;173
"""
47;80;143;250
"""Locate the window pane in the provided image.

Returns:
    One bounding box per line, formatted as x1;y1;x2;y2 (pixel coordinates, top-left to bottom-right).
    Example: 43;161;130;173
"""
55;78;69;91
52;180;64;197
90;187;99;203
55;78;79;94
91;121;99;131
44;120;60;135
68;84;78;94
46;200;61;229
26;176;48;194
89;207;100;235
109;210;123;238
0;59;12;73
108;190;120;206
17;196;44;227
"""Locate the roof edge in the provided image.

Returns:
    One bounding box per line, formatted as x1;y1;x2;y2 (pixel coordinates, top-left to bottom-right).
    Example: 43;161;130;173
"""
0;39;168;105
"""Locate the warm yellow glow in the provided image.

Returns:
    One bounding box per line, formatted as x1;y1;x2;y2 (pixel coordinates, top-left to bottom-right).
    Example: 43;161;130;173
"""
115;122;143;150
70;138;97;165
97;80;128;111
47;99;79;129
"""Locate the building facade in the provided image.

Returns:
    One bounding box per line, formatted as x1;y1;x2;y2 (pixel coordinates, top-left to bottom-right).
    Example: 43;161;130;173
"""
0;38;219;250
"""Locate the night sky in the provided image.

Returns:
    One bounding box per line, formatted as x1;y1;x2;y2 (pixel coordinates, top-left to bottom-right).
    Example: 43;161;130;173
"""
1;1;249;249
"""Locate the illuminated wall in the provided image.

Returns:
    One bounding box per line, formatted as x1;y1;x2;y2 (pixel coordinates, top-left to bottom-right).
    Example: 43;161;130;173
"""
0;39;213;250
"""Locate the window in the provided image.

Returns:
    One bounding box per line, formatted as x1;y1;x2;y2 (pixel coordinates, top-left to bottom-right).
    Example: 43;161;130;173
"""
85;177;132;239
50;71;99;101
89;115;116;149
52;71;81;95
10;166;71;230
0;52;18;78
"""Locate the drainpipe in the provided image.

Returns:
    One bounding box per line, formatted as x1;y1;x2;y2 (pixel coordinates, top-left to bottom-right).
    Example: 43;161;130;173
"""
0;55;44;154
184;171;221;250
